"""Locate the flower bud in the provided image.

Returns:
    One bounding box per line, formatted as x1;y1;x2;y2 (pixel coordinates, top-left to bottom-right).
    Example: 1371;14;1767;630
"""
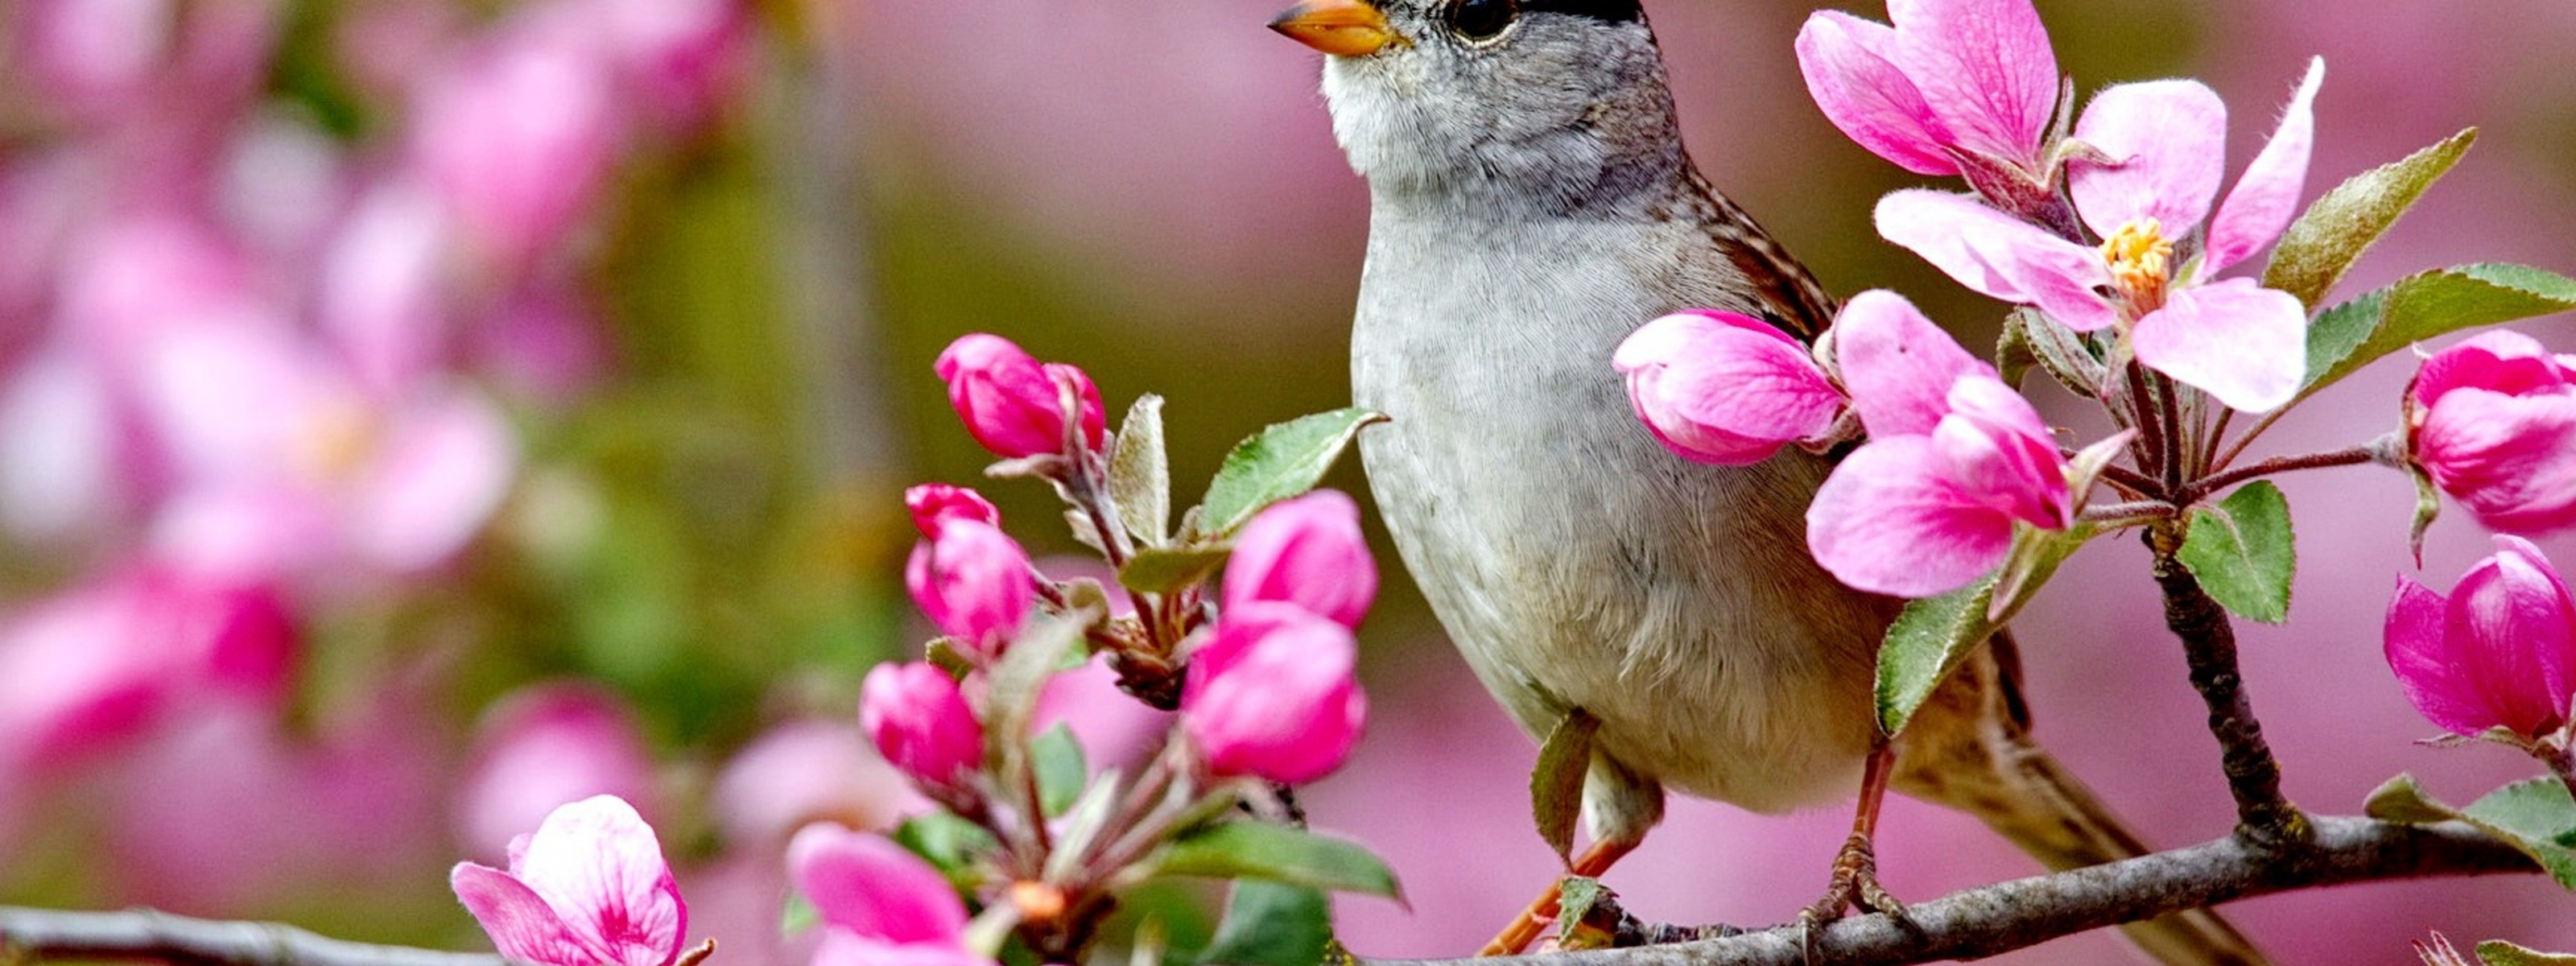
903;483;1001;539
2408;331;2576;535
2384;536;2576;740
1223;490;1376;629
902;519;1033;657
933;334;1105;459
788;822;968;947
859;662;984;791
1612;310;1845;466
1182;603;1367;784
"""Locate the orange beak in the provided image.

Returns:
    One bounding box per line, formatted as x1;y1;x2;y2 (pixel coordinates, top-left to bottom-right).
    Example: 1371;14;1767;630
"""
1268;0;1403;56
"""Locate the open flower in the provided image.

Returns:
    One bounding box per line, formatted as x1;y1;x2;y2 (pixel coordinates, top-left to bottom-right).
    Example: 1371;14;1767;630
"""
451;795;688;966
1183;602;1367;784
1806;291;2071;597
788;823;994;966
1613;310;1845;466
2384;536;2576;741
1222;489;1377;629
1876;59;2324;413
1794;0;2059;180
2407;331;2576;535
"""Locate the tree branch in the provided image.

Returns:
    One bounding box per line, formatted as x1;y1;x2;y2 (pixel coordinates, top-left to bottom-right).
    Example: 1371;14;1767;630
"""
2148;525;2306;844
1356;816;2534;966
0;906;514;966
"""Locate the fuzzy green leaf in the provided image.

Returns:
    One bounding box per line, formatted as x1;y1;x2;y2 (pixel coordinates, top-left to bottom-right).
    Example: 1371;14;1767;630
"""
2264;129;2475;308
1120;544;1234;595
1875;576;2000;737
2476;940;2576;966
1195;881;1331;966
2462;779;2576;890
2301;263;2576;402
2178;481;2296;624
983;613;1087;774
1199;409;1387;538
1530;708;1600;865
1111;394;1174;546
1157;822;1402;899
2363;774;2462;824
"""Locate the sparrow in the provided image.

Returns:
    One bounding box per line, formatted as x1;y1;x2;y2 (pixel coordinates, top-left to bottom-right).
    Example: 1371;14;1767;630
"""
1268;0;2268;962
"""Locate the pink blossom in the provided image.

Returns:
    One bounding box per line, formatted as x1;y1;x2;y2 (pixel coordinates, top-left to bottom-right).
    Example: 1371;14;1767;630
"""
457;683;662;861
933;333;1106;460
1183;602;1368;784
2408;331;2576;535
0;565;295;772
903;518;1034;657
903;483;1001;539
1222;489;1377;629
711;720;924;847
412;31;622;267
453;795;688;966
570;0;749;133
788;823;995;966
1612;310;1845;466
1795;0;2060;178
1805;291;2071;598
859;662;985;791
2384;536;2576;740
1875;59;2325;412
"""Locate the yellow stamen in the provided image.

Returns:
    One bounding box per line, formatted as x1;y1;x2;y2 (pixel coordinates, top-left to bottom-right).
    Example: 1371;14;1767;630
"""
2099;218;2174;314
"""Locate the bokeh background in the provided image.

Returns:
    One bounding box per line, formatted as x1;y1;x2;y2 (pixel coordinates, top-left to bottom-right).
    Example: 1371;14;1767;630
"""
2;0;2574;963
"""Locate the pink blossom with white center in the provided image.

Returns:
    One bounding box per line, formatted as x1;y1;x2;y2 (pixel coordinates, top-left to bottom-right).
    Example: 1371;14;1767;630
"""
1794;0;2060;179
1614;309;1846;466
457;683;663;861
2406;330;2576;535
1805;291;2072;598
452;795;689;966
1222;489;1377;630
787;823;997;966
2384;536;2576;741
1876;59;2326;413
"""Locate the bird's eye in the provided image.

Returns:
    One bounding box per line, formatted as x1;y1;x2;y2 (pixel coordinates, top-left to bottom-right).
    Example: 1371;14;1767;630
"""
1448;0;1518;40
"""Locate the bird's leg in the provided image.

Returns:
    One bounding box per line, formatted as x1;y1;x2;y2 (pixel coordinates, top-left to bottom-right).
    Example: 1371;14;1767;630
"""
1477;837;1638;957
1799;738;1908;934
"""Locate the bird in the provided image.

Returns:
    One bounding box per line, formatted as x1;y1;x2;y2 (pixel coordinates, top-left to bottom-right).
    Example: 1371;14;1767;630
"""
1266;0;2270;963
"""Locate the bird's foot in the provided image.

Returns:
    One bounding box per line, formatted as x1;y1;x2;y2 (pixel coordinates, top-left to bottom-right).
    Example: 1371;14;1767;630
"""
1795;832;1908;962
1480;840;1638;956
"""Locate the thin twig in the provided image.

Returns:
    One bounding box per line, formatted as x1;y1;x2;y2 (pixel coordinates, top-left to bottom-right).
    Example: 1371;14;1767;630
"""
0;907;515;966
2147;526;2306;845
2181;445;2381;506
1356;817;2529;966
2076;501;2177;528
2209;407;2291;474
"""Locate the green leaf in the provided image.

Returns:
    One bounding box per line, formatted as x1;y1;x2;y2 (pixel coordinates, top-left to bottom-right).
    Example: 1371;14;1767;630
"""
2410;464;2442;565
1198;409;1387;538
1157;821;1403;899
2003;308;2103;398
1032;724;1089;816
1120;544;1235;595
780;891;819;936
983;614;1088;774
2264;128;2476;308
2476;940;2576;966
2178;481;2296;625
1875;576;2000;737
894;811;1001;885
1195;881;1332;966
1112;394;1174;546
2462;779;2576;890
2301;263;2576;402
1530;708;1600;865
2363;774;2461;824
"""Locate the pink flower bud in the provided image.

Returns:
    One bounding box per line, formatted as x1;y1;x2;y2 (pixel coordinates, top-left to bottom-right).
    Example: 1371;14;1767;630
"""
1182;602;1367;784
451;795;689;966
787;822;968;947
1222;490;1376;628
903;483;1001;539
903;518;1034;657
2384;536;2576;740
933;334;1105;459
1613;310;1845;466
859;662;984;791
2409;331;2576;535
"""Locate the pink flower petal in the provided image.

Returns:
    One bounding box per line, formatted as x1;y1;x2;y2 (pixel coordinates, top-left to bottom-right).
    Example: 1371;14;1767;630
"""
452;862;601;966
347;387;517;573
2130;279;2306;412
1828;290;1990;439
2415;330;2568;407
787;823;968;947
812;935;993;966
2068;80;2228;238
1873;191;2116;331
2383;575;2493;736
2417;387;2576;534
2205;58;2325;275
1222;489;1377;628
1884;0;2058;166
1795;12;1957;175
1616;312;1843;465
1934;377;2070;529
1805;436;2017;598
2449;540;2576;735
508;795;687;966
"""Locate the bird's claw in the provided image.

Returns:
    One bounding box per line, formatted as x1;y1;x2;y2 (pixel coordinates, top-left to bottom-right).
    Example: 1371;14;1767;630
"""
1794;832;1909;963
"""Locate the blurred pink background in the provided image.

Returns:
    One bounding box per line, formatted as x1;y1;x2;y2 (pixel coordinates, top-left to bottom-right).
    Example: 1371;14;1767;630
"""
4;0;2575;964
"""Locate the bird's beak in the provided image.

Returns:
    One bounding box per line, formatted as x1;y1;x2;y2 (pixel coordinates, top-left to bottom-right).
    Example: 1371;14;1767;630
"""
1268;0;1403;56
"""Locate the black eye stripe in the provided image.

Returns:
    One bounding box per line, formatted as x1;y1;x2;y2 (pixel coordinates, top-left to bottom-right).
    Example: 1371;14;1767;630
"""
1521;0;1642;25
